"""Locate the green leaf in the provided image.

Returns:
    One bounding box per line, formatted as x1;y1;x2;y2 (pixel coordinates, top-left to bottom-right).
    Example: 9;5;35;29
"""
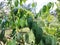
23;0;27;3
32;2;37;7
14;0;18;7
0;19;2;24
20;18;26;27
25;33;29;43
42;5;47;13
51;37;57;45
20;0;27;5
47;2;54;10
20;0;22;5
7;39;16;45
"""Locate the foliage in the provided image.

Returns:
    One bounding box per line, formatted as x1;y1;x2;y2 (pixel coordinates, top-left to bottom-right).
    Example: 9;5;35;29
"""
0;0;60;45
32;21;43;45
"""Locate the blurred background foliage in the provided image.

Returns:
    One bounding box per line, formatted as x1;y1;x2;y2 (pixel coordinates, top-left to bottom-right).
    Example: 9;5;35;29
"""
0;0;60;45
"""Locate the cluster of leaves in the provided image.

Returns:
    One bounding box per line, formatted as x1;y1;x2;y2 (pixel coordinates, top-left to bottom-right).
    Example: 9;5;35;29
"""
0;0;60;45
36;0;60;45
